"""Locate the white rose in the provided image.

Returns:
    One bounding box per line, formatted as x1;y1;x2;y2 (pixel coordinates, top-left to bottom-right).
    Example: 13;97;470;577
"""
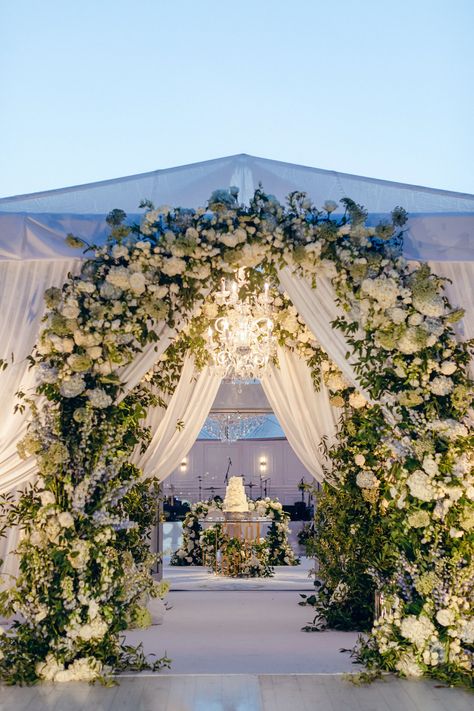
112;244;129;259
87;346;102;360
62;301;80;319
349;391;367;409
355;454;366;466
440;361;457;375
436;609;455;627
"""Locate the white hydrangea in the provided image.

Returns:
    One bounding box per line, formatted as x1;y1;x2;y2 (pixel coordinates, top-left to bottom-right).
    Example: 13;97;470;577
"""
459;619;474;644
429;376;453;396
54;657;102;682
387;306;407;324
398;329;424;355
87;388;113;409
60;374;86;398
427;419;468;440
361;276;399;309
129;271;147;294
36;653;64;681
422;456;439;477
106;266;131;289
39;490;56;506
395;653;424;677
37;363;58;384
406;470;436;501
356;471;379;489
400;614;435;648
161;256;186;276
57;511;74;528
412;293;445;318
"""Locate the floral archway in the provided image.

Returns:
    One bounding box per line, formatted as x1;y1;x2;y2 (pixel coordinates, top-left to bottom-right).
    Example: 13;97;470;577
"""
0;188;472;686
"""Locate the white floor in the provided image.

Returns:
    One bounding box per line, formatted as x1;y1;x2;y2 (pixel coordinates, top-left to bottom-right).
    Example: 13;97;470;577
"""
125;590;362;674
1;674;472;711
164;556;316;591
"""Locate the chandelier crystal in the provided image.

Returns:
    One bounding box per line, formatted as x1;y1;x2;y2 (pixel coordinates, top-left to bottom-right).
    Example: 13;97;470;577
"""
201;412;268;443
206;269;276;383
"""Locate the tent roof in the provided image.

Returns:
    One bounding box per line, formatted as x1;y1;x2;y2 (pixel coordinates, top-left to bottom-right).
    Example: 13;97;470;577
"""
1;153;474;214
1;154;473;261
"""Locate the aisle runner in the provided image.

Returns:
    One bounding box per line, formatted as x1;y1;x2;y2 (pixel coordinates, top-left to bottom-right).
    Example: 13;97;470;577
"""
164;556;316;591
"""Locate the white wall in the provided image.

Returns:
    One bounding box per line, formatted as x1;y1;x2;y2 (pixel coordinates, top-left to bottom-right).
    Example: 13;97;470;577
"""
162;438;316;504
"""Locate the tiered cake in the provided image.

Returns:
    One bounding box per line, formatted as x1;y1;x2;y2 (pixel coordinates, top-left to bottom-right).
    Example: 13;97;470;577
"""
222;476;249;513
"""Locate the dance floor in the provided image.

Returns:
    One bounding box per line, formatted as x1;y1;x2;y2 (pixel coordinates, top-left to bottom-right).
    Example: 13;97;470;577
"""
2;674;472;710
163;555;316;591
125;590;362;674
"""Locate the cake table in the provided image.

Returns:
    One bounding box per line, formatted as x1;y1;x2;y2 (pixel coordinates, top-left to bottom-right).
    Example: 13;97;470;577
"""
200;512;271;577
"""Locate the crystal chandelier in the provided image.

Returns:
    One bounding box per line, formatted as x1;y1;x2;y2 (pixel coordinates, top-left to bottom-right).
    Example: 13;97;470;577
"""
201;411;268;443
206;269;276;383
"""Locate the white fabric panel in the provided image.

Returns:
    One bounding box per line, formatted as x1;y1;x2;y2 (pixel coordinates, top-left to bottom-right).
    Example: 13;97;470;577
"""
117;328;175;401
278;267;371;399
428;261;474;341
0;214;108;261
261;347;340;482
406;216;474;261
0;259;82;495
429;261;474;377
140;356;221;481
2;211;473;263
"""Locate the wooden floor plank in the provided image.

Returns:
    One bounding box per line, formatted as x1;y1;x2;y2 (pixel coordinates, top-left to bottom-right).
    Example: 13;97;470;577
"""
1;674;473;711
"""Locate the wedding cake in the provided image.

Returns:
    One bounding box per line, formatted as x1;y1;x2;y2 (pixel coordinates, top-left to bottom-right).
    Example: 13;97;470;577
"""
223;476;249;513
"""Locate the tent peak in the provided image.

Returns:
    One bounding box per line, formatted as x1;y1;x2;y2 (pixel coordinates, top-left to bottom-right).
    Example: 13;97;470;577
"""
2;153;474;205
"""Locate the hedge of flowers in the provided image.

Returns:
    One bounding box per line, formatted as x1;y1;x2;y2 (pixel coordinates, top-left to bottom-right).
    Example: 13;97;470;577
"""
0;186;471;685
170;497;299;573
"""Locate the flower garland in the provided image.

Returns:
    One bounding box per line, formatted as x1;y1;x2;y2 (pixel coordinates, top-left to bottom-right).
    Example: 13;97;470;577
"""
0;187;471;685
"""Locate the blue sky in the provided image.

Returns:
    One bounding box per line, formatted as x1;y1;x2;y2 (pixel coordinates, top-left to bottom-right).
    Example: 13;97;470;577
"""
1;0;473;198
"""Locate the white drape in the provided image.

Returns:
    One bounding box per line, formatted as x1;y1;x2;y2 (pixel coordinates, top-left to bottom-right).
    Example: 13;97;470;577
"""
0;259;83;495
278;267;371;399
261;347;340;483
137;355;221;481
429;261;474;376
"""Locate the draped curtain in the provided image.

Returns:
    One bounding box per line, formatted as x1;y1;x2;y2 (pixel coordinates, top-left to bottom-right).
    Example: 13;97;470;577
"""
278;267;371;398
133;355;221;481
261;347;341;482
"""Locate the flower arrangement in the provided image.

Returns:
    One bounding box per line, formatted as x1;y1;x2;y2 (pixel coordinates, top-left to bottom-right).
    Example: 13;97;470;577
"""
0;187;471;685
170;496;299;574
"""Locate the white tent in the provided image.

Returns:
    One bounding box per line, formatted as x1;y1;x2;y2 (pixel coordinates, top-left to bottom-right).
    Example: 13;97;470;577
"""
1;153;473;576
1;154;474;261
